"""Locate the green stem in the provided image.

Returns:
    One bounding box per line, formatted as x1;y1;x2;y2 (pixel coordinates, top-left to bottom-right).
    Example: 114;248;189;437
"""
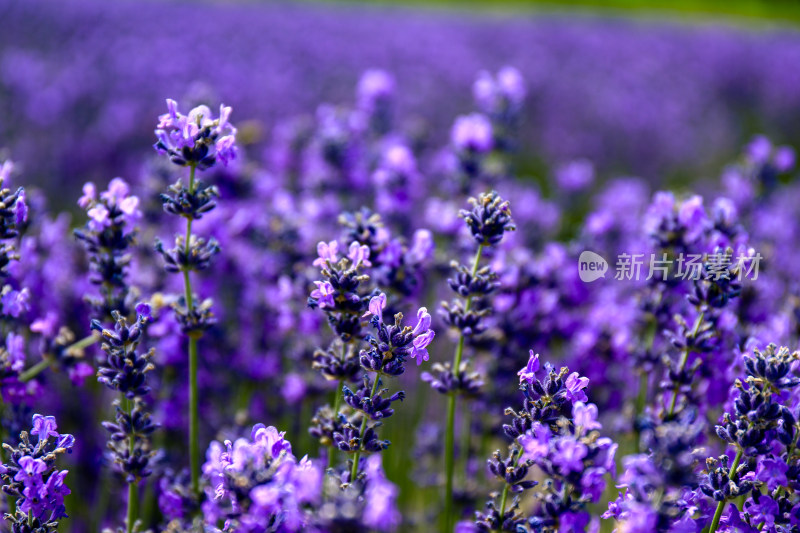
19;334;99;383
0;401;15;515
635;371;648;419
188;336;199;496
497;450;521;528
123;397;138;533
127;465;137;533
328;378;344;469
350;372;381;482
18;358;51;383
633;318;656;442
708;448;743;533
70;334;100;352
181;164;201;497
667;311;704;417
444;244;484;533
460;406;471;484
443;393;457;532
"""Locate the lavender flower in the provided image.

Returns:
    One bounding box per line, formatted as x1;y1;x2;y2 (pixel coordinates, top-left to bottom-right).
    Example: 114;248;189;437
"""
308;453;401;532
343;292;434;479
153;99;237;496
472;67;526;160
201;424;322;531
0;162;34;397
357;69;395;135
450;114;493;186
92;304;159;484
0;414;74;531
476;353;616;532
441;191;515;531
451;114;493;154
154;100;238;169
74;178;140;319
702;344;800;533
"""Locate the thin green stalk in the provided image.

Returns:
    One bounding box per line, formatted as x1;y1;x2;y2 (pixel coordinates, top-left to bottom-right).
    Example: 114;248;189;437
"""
497;450;521;528
69;334;100;352
18;358;51;383
444;244;484;533
123;397;138;533
328;378;344;469
460;406;471;484
181;164;201;497
188;335;199;495
443;393;457;532
0;401;15;515
328;342;348;469
666;311;704;417
350;372;381;481
18;334;99;383
708;448;743;533
633;318;656;442
635;371;648;419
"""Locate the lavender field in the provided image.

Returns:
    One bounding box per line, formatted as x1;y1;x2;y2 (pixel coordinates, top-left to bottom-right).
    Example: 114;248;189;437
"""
2;0;800;532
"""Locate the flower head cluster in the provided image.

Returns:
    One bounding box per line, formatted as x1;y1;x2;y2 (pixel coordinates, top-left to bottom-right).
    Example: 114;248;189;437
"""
473;67;526;118
153;100;236;337
739;135;796;197
450;114;493;185
0;414;73;531
0;161;30;398
159;177;220;220
307;234;381;467
357;69;395;135
714;344;798;453
662;246;749;419
308;238;377;342
74;177;141;318
505;352;591;437
473;67;526;158
0;160;26;226
422;361;485;397
474;353;616;532
371;144;422;219
0;160;26;279
606;411;707;533
434;191;514;402
91;303;158;483
332;294;433;462
154;99;237;169
201;424;322;532
339;208;434;297
692;344;800;532
309;454;401;532
360;295;435;373
459;190;516;247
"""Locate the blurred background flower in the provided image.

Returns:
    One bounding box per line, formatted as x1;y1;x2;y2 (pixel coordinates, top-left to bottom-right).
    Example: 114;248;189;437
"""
3;0;800;204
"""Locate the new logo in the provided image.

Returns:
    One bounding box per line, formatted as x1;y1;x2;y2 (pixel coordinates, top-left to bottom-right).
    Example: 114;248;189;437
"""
578;250;608;282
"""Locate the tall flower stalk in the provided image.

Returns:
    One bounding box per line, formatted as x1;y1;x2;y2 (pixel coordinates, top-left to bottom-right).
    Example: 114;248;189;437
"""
153;99;237;495
472;352;616;532
307;239;375;468
92;305;158;533
75;177;151;531
345;293;433;480
0;159;28;404
436;191;515;532
703;344;800;533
